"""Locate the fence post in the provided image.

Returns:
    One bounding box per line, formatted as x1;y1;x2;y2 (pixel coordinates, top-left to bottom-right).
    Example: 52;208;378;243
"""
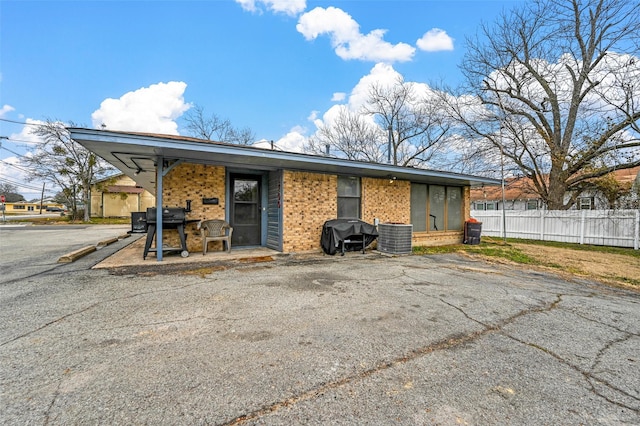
540;209;545;241
635;210;639;250
580;210;586;245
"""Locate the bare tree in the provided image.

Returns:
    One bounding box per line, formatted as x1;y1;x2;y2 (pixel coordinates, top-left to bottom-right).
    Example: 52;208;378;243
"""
21;120;114;221
364;77;453;167
0;182;25;202
306;107;385;162
183;104;255;145
455;0;640;209
308;78;453;168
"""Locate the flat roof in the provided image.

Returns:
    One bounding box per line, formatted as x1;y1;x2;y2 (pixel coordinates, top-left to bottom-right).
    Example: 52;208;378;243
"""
69;128;500;192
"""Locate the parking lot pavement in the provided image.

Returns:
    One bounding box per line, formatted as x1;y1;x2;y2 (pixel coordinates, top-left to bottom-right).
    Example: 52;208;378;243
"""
1;251;639;425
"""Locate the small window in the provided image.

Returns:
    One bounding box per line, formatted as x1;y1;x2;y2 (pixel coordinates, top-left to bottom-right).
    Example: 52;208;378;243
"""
578;197;593;210
474;202;485;211
337;176;361;218
526;200;538;210
485;202;496;210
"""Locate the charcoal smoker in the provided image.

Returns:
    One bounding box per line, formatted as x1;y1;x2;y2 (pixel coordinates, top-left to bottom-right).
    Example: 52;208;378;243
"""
143;207;190;259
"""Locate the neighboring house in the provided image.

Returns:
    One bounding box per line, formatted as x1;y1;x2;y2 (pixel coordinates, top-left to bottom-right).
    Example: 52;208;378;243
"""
69;128;498;255
471;176;543;211
1;202;65;213
91;174;155;218
471;166;640;211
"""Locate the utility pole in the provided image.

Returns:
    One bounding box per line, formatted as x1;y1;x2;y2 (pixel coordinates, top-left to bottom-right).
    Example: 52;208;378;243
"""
387;125;393;164
39;182;45;214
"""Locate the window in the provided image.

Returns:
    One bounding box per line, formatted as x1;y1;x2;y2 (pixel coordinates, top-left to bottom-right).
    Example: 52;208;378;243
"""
473;202;485;211
429;185;446;230
485;202;497;211
410;183;464;232
447;187;463;231
578;197;594;210
337;176;361;218
526;200;539;210
411;184;428;231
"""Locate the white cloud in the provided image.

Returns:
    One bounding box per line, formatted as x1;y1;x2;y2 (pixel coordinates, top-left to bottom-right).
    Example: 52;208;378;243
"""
331;92;346;102
235;0;306;16
297;7;415;63
347;63;403;109
253;126;307;153
0;104;15;118
416;28;454;52
15;119;46;145
91;81;190;135
275;128;307;153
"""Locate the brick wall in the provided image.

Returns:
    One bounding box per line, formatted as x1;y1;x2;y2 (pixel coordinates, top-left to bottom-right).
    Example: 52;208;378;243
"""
282;171;336;252
157;164;472;254
362;177;411;224
162;163;226;252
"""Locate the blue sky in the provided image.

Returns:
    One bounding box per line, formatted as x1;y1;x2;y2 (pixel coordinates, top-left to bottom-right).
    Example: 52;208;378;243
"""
1;0;522;199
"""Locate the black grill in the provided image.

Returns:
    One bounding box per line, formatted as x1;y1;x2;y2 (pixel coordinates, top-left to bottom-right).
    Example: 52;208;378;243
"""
143;207;190;259
145;207;186;224
321;219;378;256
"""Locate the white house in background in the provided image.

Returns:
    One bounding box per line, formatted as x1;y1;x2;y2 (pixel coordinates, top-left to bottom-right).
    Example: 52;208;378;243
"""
471;166;640;211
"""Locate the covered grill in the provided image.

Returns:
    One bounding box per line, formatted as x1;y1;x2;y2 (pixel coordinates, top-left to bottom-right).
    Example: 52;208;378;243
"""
143;207;190;259
321;219;378;256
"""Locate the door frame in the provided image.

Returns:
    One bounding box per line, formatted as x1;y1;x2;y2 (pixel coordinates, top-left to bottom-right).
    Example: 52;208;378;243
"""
227;171;268;247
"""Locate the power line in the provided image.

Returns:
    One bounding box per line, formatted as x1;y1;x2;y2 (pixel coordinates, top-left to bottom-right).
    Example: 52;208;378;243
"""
0;144;28;158
0;176;52;193
0;118;41;126
0;160;32;174
0;137;42;145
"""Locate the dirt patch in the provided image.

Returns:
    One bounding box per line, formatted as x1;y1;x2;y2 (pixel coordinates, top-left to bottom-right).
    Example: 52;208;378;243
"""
511;243;640;289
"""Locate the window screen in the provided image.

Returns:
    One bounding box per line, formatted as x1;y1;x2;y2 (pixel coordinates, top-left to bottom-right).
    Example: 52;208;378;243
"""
446;187;463;231
411;183;427;232
337;176;361;218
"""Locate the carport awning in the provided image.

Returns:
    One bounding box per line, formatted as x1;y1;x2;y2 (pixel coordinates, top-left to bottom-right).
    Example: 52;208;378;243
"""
69;128;500;194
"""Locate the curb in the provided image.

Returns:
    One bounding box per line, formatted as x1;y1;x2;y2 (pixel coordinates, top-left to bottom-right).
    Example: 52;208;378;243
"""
57;233;131;263
58;246;97;263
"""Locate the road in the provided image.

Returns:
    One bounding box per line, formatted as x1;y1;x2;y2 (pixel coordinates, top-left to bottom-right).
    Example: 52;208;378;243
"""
0;224;132;282
0;227;639;425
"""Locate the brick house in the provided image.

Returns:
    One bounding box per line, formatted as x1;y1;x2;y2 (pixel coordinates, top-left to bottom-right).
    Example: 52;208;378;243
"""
70;128;498;256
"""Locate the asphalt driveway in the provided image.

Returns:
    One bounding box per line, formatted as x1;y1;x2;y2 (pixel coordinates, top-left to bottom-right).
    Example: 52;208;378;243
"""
1;237;639;424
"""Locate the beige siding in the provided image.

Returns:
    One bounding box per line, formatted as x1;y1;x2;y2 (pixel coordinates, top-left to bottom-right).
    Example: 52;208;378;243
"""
90;175;155;218
103;193;140;217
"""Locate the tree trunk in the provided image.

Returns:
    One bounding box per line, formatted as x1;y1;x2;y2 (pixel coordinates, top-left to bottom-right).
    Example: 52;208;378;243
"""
546;166;568;210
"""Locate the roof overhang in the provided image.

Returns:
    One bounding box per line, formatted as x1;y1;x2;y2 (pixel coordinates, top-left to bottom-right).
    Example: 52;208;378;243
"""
69;128;500;192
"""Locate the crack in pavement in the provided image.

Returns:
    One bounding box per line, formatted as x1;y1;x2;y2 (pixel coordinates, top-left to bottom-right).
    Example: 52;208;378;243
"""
220;294;565;426
442;294;639;412
0;279;211;347
0;303;100;347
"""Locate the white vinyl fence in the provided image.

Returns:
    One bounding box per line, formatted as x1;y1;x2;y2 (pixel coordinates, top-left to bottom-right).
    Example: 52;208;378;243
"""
470;209;640;249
